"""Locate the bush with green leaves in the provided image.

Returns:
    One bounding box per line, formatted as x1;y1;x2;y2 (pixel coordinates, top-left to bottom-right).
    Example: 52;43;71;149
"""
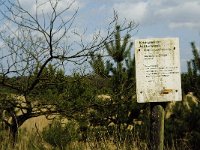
165;99;200;150
42;120;80;149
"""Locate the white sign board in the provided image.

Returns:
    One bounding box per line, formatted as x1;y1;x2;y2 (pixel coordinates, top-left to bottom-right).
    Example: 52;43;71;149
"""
135;38;182;103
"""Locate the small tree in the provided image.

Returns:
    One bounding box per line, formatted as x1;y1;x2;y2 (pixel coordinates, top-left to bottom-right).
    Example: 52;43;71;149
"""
0;0;135;142
89;25;144;138
182;42;200;98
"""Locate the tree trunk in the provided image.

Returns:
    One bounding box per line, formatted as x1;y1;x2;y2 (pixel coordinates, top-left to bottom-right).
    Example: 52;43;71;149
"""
9;123;18;145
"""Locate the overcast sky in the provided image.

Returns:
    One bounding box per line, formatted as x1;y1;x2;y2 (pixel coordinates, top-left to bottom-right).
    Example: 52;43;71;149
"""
15;0;200;72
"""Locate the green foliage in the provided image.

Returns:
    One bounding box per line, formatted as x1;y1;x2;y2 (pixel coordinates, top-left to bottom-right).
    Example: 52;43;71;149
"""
29;64;66;102
88;24;146;134
90;54;111;77
56;74;98;118
165;41;200;150
165;100;200;150
105;25;133;63
42;121;80;149
182;42;200;98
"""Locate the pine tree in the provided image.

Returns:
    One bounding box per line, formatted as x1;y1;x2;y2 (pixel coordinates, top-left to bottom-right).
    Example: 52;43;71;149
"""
89;25;143;138
182;42;200;98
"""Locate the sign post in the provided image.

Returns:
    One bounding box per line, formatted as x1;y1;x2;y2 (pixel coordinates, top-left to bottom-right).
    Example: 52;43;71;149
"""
135;38;182;150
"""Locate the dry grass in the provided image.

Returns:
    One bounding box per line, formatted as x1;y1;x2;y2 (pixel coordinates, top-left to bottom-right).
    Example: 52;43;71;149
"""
0;134;148;150
0;128;182;150
0;115;168;149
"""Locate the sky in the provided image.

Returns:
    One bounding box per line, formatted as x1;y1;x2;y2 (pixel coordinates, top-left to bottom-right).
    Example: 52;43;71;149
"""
75;0;200;72
3;0;200;72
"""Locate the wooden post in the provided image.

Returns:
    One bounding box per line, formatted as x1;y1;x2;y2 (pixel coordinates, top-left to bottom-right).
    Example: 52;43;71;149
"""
150;104;165;150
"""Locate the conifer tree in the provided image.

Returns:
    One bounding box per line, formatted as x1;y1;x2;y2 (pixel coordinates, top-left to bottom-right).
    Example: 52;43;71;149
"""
182;42;200;98
89;25;142;135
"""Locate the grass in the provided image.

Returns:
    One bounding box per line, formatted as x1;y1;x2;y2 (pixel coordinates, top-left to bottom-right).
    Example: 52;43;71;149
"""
0;124;149;150
0;120;195;149
0;127;191;150
0;133;148;150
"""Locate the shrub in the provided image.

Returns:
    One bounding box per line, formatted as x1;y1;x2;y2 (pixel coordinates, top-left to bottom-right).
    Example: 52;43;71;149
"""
42;120;79;149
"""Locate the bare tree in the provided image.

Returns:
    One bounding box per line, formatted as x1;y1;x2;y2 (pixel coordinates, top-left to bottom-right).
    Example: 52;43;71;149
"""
0;0;136;142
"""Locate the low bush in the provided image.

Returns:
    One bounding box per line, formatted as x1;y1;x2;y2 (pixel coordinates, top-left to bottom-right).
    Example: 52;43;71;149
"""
42;120;80;149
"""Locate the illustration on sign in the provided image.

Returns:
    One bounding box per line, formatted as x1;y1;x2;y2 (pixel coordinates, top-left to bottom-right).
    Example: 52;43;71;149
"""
135;38;182;103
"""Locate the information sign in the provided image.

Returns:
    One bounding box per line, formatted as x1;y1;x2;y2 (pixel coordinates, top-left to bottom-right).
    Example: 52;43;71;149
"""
135;38;182;103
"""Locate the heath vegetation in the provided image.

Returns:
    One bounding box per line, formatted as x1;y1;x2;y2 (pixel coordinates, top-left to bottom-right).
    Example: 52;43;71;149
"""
0;0;200;150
